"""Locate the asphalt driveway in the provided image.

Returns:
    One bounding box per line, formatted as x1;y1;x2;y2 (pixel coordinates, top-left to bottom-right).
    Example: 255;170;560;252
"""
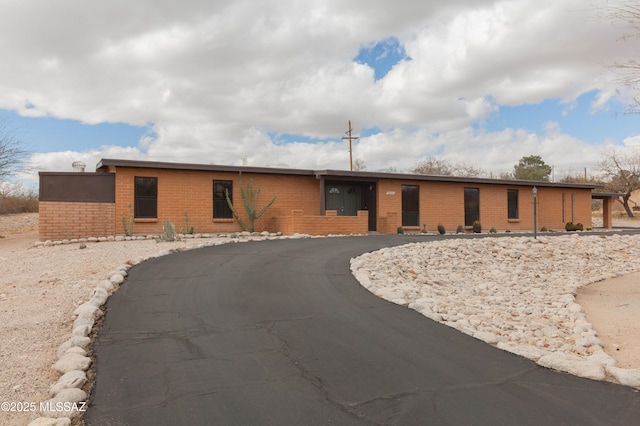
86;235;640;425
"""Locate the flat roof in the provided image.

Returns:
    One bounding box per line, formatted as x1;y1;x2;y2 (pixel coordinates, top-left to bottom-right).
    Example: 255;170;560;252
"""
96;158;602;190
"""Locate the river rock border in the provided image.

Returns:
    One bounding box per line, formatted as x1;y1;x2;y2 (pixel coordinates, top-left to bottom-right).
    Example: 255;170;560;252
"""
28;231;640;424
28;231;329;425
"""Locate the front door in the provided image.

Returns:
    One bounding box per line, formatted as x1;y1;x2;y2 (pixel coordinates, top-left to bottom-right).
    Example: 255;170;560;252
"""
326;184;360;216
325;182;377;232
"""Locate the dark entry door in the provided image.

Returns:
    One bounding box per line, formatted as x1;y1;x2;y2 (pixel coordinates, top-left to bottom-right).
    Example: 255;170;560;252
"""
326;185;360;216
325;182;377;232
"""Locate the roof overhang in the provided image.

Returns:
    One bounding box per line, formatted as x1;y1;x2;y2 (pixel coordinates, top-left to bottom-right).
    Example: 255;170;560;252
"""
95;159;602;190
96;158;314;177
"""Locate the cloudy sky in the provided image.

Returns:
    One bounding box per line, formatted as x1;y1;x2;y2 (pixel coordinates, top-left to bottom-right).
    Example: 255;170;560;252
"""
1;0;639;186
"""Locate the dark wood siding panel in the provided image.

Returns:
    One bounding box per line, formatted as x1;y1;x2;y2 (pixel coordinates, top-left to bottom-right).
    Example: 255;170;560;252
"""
39;173;115;203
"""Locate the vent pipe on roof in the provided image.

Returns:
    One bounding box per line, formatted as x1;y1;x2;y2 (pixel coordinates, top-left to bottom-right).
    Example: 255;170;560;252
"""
72;161;86;172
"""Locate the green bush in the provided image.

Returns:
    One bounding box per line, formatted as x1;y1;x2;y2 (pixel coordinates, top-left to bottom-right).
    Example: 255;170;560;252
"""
397;226;404;234
489;227;497;233
456;225;464;234
575;223;584;231
472;221;482;233
437;224;446;235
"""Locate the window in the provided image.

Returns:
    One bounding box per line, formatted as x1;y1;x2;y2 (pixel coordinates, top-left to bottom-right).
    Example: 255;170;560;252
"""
213;180;233;219
464;188;480;226
507;189;519;219
402;185;419;226
134;177;157;218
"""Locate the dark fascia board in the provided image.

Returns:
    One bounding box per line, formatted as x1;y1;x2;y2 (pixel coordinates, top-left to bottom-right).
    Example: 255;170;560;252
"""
39;171;107;176
96;158;315;177
94;159;601;190
591;191;623;199
315;169;602;190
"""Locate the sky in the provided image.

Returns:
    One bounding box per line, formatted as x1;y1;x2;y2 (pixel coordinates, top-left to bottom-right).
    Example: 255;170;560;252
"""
0;0;639;187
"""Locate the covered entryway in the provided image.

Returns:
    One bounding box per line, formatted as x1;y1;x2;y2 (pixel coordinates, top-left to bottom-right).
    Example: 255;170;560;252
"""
324;181;377;231
592;191;620;229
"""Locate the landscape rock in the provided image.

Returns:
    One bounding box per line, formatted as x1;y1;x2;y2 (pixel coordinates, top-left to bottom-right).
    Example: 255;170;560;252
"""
52;353;92;374
50;370;87;397
108;272;125;285
87;287;109;307
56;336;91;358
538;352;606;380
607;366;640;388
28;417;71;426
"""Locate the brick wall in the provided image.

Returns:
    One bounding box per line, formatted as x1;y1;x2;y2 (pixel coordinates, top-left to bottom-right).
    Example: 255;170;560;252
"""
277;210;369;235
114;168;321;236
376;180;592;233
39;202;116;240
40;165;594;239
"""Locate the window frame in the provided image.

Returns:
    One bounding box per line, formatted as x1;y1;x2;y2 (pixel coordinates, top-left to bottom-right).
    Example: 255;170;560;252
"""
401;184;420;227
507;189;519;220
464;187;480;226
213;180;233;219
133;176;158;219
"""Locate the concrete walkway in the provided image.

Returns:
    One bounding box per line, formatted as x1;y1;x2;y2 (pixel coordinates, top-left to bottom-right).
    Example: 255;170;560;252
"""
86;235;640;425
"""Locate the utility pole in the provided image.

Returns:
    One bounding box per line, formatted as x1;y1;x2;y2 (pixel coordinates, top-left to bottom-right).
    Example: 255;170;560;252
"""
342;120;359;171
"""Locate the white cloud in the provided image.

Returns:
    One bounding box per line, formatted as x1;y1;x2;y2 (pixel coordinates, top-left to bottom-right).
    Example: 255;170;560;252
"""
1;0;637;184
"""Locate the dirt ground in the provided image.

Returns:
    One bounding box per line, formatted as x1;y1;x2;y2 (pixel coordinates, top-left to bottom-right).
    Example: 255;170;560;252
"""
0;213;639;425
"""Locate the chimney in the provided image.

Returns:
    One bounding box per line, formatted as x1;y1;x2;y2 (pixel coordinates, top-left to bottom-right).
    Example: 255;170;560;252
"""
72;161;86;172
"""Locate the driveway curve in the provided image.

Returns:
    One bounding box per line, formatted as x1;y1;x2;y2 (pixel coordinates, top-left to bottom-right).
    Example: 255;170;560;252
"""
86;235;640;425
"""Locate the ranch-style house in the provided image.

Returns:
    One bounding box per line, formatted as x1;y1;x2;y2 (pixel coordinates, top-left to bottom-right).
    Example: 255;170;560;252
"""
37;159;615;241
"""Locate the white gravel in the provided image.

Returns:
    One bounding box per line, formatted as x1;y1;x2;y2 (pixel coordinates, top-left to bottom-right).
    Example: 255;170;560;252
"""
351;233;640;387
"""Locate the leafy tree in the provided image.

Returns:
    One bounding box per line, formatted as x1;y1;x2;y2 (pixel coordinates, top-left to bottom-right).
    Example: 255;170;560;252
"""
412;156;484;177
512;155;552;181
600;150;640;217
0;122;29;181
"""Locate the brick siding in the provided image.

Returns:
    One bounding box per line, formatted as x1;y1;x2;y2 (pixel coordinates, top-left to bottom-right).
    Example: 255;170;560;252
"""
39;202;115;240
39;165;595;240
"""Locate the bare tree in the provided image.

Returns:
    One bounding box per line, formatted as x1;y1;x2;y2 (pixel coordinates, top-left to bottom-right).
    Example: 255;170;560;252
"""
352;158;366;171
600;149;640;217
412;156;484;177
600;1;640;113
0;123;29;181
413;157;454;175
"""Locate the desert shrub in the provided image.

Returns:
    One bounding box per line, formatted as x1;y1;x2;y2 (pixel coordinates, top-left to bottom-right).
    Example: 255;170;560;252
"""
472;221;482;233
0;195;38;214
437;224;446;235
397;226;404;234
162;221;176;241
456;225;464;234
540;226;548;232
565;222;576;232
575;223;584;231
489;227;497;233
